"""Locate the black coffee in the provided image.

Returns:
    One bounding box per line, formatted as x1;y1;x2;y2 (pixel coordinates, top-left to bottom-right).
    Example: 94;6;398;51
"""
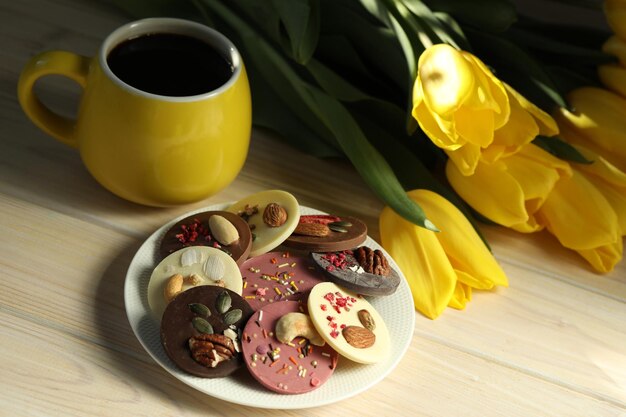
107;33;234;96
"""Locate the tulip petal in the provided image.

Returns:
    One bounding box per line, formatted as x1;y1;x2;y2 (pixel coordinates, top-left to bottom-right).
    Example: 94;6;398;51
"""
446;159;530;227
536;171;620;251
572;144;626;234
556;114;626;173
598;64;626;99
572;144;626;187
407;189;509;288
491;90;539;157
379;206;456;319
506;144;570;208
561;88;626;161
577;238;623;273
454;107;495;148
463;53;510;129
451;262;495;290
602;35;626;66
503;83;559;136
590;179;626;235
445;142;482;176
448;281;472;310
604;0;626;40
418;44;475;116
414;102;462;150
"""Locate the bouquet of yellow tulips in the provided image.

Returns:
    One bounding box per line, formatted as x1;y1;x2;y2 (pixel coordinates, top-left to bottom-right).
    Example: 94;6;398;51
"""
113;0;626;318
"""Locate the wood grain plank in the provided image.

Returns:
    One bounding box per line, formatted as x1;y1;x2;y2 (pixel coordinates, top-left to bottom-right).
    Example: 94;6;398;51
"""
415;260;626;407
1;308;623;417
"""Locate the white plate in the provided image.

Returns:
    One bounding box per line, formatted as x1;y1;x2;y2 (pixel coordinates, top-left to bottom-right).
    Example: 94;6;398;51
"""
124;203;415;409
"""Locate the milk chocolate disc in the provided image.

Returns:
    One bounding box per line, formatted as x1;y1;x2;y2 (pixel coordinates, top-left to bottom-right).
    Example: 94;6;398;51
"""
160;286;254;378
282;215;367;252
159;210;252;264
241;301;338;394
311;249;400;296
239;251;328;311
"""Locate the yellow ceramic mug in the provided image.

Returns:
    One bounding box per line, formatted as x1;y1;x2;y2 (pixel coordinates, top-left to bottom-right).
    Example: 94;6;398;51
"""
18;18;251;206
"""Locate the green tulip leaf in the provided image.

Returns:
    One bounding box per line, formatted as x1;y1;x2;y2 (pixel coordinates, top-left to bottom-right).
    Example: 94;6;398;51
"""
506;28;617;65
533;136;594;164
424;0;517;33
202;0;437;231
272;0;320;64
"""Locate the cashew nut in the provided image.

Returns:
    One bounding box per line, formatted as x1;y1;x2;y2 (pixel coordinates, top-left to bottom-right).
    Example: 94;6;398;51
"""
275;312;325;346
164;274;184;303
164;273;204;303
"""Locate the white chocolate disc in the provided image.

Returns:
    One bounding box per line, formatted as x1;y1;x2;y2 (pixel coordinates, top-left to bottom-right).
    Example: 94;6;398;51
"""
148;246;242;319
307;282;390;364
226;190;300;257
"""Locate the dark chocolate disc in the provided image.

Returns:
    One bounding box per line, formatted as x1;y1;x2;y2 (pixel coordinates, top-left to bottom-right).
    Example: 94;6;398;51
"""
311;250;401;296
160;286;254;378
282;215;367;252
159;211;252;265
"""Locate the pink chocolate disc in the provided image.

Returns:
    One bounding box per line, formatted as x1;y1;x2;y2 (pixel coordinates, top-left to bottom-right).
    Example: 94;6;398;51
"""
241;301;338;394
239;251;327;311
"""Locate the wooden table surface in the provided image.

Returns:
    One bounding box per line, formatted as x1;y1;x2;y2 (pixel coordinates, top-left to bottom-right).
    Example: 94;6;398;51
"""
2;1;625;416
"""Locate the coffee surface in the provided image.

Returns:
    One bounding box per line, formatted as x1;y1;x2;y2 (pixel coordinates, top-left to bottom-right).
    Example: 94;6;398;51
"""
107;33;233;96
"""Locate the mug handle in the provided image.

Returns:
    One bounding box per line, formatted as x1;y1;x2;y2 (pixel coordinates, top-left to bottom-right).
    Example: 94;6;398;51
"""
17;51;91;148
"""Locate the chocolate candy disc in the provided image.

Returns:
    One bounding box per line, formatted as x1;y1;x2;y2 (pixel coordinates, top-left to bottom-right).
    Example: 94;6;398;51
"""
160;286;254;378
241;301;338;394
311;248;401;296
226;190;300;257
159;210;252;265
148;246;243;319
282;215;367;253
239;251;327;311
307;282;390;364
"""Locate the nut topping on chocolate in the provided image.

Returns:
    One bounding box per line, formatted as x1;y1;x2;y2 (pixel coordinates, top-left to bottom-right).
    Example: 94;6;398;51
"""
189;334;236;368
209;215;240;246
358;309;376;331
342;325;376;349
294;222;330;237
263;203;287;227
355;246;390;276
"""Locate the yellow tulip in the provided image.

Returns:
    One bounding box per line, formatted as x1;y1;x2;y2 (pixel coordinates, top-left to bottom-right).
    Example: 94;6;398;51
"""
379;189;507;319
598;64;626;99
446;144;571;233
599;36;626;98
603;35;626;66
412;44;558;175
481;83;559;163
553;87;626;172
536;171;622;273
604;0;626;40
569;144;626;235
412;44;510;175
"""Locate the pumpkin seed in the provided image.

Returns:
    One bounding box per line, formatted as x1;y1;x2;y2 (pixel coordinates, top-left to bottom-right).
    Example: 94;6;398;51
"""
223;308;243;325
329;224;348;233
188;303;211;317
192;317;214;334
216;290;232;314
329;220;352;227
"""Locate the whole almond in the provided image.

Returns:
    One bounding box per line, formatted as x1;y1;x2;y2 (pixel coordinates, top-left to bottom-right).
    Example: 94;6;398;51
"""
342;325;376;349
209;215;239;246
263;203;287;227
293;222;330;237
358;309;376;331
